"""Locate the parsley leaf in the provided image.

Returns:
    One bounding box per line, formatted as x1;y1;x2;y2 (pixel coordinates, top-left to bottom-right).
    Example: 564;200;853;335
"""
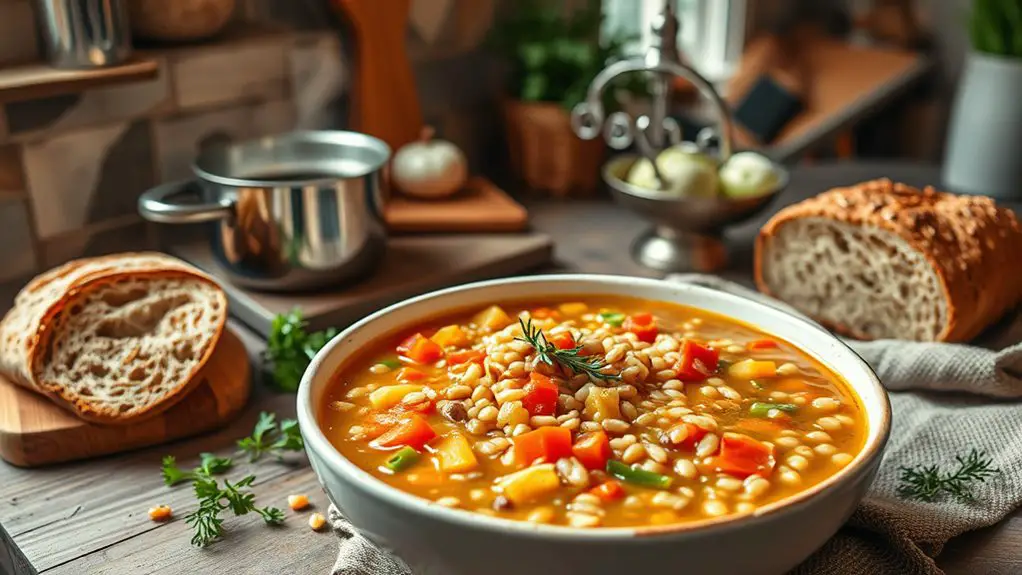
264;309;338;392
237;411;305;462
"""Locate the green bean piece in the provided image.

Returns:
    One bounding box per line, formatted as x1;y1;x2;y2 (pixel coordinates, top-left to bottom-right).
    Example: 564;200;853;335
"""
599;312;626;327
749;402;798;417
384;446;420;472
380;359;402;369
606;460;673;489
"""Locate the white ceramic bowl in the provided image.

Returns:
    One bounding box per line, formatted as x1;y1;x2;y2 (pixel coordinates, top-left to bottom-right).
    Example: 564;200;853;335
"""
297;275;891;575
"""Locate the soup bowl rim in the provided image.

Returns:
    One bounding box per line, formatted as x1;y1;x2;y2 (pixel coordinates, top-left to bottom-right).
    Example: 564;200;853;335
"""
297;274;891;540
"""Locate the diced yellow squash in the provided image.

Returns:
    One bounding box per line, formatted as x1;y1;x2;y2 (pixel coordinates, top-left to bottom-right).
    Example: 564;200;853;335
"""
473;305;513;332
558;302;588;316
430;325;468;348
496;464;560;505
369;384;424;409
729;359;777;380
583;387;621;422
433;432;478;473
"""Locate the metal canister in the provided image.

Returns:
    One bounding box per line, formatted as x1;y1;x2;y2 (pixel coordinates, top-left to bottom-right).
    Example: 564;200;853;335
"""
34;0;132;69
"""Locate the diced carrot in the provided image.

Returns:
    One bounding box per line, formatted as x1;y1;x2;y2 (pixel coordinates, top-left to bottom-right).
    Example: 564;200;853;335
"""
748;339;778;350
622;313;658;343
711;433;775;479
372;414;436;450
675;340;720;381
397;333;444;365
522;372;559;416
531;307;560;320
447;349;485;365
732;418;787;437
571;431;612;470
396;367;426;383
549;332;575;351
362;411;405;439
513;427;573;467
589;480;626;502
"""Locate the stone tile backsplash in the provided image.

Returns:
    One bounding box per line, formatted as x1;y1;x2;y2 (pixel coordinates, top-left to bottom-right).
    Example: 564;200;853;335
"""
0;29;344;283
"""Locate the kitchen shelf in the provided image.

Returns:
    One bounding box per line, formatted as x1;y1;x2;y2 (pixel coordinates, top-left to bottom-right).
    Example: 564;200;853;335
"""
0;57;160;104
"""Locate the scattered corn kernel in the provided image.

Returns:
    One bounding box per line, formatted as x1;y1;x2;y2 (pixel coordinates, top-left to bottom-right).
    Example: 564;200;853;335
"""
309;512;327;531
288;494;310;511
148;505;172;522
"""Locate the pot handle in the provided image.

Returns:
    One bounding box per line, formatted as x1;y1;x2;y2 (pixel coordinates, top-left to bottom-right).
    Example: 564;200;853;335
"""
138;180;234;224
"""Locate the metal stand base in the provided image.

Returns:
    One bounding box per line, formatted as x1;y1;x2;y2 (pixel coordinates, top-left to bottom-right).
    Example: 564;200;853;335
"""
631;226;728;273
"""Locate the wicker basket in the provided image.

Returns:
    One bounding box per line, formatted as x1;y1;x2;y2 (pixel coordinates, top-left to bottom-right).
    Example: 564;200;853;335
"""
127;0;236;42
503;100;605;196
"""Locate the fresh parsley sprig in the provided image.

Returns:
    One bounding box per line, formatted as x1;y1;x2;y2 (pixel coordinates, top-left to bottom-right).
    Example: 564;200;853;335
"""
185;475;284;547
161;453;234;486
515;318;620;381
236;411;305;462
897;449;1000;503
264;309;339;392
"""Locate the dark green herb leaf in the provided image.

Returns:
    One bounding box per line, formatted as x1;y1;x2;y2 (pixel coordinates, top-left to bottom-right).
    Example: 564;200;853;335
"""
161;455;194;486
237;411;305;462
264;309;338;392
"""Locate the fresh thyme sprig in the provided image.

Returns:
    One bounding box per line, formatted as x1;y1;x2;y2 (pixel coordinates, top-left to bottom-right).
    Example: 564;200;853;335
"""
236;411;305;462
515;318;620;381
185;475;284;547
897;449;1000;503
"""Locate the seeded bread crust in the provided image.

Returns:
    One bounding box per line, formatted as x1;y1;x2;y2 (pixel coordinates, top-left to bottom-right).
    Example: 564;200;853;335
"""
0;252;227;424
755;179;1022;342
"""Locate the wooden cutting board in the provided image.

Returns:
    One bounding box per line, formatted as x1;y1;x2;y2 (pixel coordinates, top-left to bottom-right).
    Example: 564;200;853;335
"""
385;177;529;233
0;326;250;467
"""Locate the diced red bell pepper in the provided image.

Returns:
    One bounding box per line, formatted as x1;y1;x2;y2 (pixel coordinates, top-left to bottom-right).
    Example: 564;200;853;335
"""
396;367;426;383
397;333;444;365
622;312;658;343
747;338;779;350
571;431;612;470
447;349;485;365
711;433;775;479
513;426;573;467
549;332;576;351
589;480;626;502
372;413;436;451
522;372;559;416
674;422;708;450
675;340;720;381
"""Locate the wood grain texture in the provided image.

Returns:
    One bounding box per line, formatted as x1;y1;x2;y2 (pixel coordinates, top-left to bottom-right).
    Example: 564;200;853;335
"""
0;164;1018;574
0;327;250;467
385;177;528;233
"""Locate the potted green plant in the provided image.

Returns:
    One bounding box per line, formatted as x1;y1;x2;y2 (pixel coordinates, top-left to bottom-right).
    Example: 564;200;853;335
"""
943;0;1022;199
490;1;641;196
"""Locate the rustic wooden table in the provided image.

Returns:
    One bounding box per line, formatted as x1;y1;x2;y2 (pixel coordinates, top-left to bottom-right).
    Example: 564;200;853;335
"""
1;162;1019;574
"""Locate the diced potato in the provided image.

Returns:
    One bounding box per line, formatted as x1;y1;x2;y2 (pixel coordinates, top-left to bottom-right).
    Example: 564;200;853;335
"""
729;359;777;380
431;325;468;348
496;464;560;505
558;302;588;316
369;384;424;409
433;432;478;473
584;387;621;422
473;305;512;332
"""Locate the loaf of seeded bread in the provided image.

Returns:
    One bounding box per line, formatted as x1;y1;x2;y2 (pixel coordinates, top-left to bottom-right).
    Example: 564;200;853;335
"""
0;252;227;424
755;179;1022;342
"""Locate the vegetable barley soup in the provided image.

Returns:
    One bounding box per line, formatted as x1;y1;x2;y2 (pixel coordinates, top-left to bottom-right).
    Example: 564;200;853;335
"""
320;297;866;528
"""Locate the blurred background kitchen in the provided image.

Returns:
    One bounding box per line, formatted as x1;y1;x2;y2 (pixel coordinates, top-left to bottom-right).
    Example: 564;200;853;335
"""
0;0;1012;286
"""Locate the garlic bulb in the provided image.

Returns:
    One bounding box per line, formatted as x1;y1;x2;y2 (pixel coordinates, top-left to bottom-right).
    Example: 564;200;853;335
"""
392;127;468;199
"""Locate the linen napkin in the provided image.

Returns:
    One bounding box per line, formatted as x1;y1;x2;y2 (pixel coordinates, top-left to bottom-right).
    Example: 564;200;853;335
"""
331;274;1022;575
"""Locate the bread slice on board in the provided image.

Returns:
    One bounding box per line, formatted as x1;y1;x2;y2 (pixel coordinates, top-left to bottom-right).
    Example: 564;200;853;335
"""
755;179;1022;342
0;252;228;424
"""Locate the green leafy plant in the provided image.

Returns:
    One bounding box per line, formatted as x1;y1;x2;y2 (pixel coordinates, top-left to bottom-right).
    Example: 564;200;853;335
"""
236;411;305;462
897;449;1000;502
185;475;284;547
264;309;338;392
969;0;1022;57
488;0;647;110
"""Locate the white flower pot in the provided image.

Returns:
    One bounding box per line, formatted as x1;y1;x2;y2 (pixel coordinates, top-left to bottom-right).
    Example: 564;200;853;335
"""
943;51;1022;199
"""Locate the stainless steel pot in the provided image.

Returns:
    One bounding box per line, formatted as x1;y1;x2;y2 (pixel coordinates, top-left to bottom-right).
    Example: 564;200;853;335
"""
139;131;390;292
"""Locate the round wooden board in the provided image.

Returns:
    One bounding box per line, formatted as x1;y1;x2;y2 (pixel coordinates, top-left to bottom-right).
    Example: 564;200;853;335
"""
0;326;251;467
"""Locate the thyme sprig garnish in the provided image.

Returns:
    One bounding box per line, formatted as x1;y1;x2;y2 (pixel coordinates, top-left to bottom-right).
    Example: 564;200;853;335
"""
897;449;1000;502
515;318;619;381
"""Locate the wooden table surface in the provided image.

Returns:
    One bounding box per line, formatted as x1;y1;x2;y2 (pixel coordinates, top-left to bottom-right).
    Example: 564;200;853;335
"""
2;162;1019;574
